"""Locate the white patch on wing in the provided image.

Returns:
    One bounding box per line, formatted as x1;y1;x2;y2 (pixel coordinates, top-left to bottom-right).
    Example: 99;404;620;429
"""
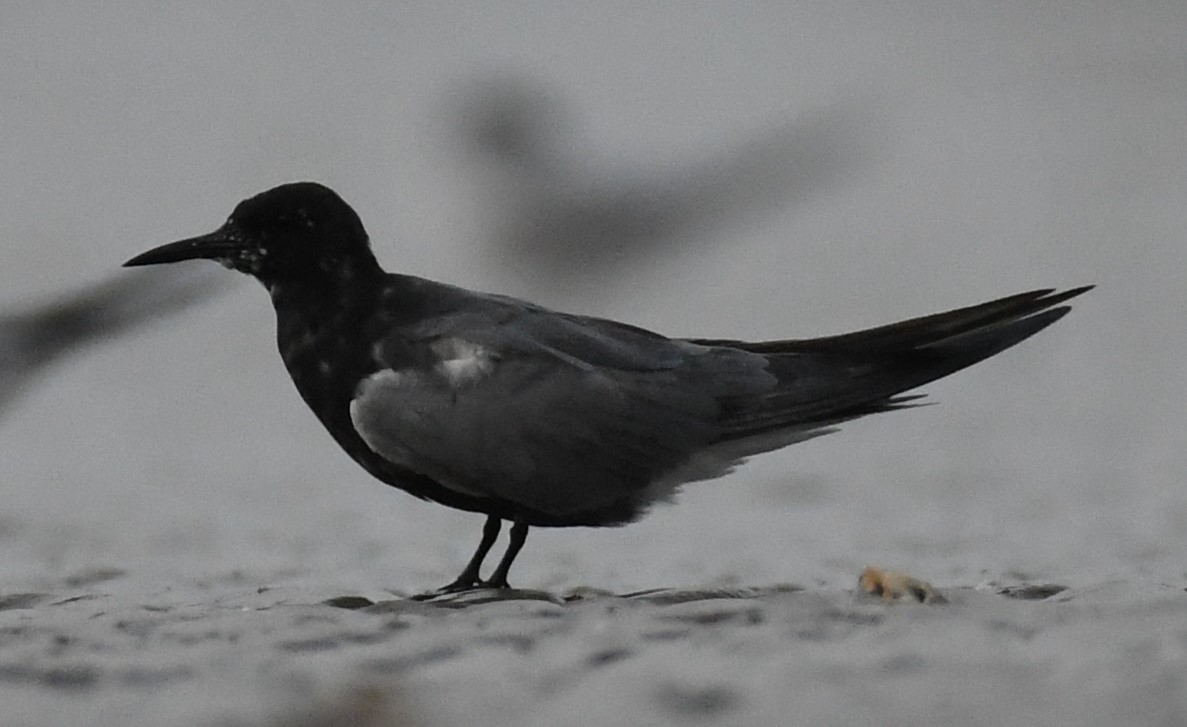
370;340;387;365
430;338;495;386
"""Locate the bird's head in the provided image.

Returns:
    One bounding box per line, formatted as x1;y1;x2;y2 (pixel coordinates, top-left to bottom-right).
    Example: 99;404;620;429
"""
125;182;379;289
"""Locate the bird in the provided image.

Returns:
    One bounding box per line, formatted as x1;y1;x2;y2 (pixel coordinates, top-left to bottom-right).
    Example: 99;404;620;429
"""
449;76;874;293
123;181;1090;595
1;266;225;417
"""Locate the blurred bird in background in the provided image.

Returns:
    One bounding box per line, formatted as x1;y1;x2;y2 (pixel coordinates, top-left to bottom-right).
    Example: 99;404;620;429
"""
2;77;874;426
0;267;225;417
447;75;878;288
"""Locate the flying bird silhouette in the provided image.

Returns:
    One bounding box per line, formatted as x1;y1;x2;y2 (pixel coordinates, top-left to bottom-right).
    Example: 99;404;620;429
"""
1;266;224;416
125;182;1089;595
451;77;875;289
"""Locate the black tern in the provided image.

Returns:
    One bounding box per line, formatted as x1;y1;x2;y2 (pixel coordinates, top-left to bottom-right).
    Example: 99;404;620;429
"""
124;182;1090;594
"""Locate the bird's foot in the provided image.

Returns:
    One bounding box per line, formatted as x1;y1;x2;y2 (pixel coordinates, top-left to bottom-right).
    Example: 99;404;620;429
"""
858;566;946;604
409;575;511;601
409;577;480;601
480;574;511;590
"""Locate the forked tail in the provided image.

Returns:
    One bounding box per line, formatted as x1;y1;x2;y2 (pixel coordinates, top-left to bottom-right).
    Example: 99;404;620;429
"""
693;286;1092;438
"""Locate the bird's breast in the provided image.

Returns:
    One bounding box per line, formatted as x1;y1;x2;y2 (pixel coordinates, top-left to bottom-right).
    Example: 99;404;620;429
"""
276;314;371;418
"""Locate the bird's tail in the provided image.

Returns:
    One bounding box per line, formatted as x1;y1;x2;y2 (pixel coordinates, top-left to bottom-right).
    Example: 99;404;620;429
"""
693;286;1092;440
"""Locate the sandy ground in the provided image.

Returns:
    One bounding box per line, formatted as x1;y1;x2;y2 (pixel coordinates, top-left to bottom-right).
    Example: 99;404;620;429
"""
2;573;1187;727
3;2;1186;725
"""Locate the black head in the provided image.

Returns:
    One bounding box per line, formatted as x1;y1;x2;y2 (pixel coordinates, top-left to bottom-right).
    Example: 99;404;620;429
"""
125;182;379;288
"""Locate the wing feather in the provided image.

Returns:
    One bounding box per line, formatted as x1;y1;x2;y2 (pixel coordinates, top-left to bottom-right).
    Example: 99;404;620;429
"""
350;298;775;520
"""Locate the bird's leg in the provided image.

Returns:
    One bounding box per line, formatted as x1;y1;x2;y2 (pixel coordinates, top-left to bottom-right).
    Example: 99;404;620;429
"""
444;514;502;590
482;519;529;589
412;515;501;599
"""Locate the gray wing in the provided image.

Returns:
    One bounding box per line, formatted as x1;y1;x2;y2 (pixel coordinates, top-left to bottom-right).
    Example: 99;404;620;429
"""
349;298;776;521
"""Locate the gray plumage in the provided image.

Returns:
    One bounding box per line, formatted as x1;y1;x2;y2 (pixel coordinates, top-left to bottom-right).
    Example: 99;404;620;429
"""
123;181;1090;592
349;279;1089;526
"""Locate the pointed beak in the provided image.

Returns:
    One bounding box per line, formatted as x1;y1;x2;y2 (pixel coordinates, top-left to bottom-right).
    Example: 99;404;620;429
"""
124;225;243;267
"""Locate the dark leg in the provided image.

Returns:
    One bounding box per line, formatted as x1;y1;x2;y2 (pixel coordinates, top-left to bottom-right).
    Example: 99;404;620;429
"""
482;520;529;589
412;515;501;599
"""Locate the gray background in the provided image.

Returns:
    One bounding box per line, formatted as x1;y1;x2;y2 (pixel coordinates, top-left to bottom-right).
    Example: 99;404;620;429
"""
1;1;1183;595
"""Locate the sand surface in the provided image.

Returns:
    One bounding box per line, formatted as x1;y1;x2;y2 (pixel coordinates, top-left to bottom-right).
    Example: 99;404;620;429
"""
4;572;1186;727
